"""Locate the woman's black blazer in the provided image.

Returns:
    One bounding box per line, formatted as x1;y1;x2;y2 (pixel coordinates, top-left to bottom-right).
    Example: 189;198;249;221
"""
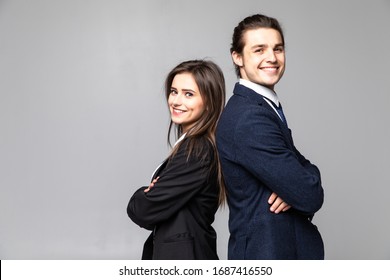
127;137;219;260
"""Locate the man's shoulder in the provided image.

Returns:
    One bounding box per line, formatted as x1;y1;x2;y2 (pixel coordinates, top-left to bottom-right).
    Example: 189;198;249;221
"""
218;94;278;137
223;92;269;118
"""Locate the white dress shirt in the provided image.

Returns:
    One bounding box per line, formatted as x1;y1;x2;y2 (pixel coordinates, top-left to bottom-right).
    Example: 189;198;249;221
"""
239;79;284;121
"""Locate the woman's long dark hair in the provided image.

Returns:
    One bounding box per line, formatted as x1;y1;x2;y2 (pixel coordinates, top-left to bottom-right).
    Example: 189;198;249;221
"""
165;59;226;206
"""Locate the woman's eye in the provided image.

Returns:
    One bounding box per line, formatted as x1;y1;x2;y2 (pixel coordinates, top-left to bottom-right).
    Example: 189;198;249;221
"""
170;89;177;95
185;92;193;97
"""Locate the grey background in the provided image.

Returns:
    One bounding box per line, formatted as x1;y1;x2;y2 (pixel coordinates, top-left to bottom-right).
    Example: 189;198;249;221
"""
1;0;389;260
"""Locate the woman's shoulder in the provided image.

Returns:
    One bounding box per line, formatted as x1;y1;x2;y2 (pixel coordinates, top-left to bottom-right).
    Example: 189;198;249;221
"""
177;135;215;162
184;135;214;151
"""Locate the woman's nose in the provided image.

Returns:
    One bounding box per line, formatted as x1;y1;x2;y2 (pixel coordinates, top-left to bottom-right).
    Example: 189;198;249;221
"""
172;93;183;106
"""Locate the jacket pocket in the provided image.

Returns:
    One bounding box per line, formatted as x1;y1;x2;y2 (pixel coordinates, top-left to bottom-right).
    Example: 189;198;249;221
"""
153;232;195;260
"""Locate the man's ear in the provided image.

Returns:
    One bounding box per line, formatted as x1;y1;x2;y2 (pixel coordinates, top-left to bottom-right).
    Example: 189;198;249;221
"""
231;51;243;67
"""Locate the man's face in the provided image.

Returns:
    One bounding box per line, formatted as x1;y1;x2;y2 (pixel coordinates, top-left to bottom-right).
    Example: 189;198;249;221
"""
233;28;285;90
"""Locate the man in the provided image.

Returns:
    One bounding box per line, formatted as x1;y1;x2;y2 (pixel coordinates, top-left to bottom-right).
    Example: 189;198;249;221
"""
216;14;324;259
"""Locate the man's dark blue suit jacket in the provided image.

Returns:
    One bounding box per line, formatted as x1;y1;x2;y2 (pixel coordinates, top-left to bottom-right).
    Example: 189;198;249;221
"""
216;83;324;259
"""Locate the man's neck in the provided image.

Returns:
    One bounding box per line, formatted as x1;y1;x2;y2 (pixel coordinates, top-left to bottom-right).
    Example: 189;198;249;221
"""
239;79;280;106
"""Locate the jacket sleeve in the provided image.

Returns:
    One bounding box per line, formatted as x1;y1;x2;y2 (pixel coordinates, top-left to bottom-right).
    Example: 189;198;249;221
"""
293;143;322;183
234;107;324;215
127;141;211;230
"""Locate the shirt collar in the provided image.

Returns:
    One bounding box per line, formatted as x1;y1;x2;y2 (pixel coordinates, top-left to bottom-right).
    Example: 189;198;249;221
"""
174;133;186;147
239;78;280;107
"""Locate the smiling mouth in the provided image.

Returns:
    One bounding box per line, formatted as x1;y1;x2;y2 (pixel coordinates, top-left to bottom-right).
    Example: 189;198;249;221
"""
260;66;279;71
172;108;186;114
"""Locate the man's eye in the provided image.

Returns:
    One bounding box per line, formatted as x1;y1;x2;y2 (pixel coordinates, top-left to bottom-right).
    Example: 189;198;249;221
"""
275;47;284;53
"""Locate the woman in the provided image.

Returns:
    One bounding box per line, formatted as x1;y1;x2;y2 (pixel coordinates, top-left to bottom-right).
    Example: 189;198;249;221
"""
127;60;226;260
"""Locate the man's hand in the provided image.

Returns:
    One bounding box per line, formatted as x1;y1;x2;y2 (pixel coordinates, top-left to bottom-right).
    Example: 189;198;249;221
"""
268;192;291;214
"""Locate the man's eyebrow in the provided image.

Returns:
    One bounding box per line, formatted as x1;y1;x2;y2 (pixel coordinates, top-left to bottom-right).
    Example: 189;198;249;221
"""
251;44;266;49
250;43;284;49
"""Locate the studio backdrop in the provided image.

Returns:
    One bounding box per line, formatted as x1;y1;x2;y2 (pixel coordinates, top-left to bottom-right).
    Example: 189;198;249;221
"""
0;0;389;259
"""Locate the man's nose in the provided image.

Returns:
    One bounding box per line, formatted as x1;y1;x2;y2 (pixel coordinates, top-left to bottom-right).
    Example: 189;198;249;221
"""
266;49;277;62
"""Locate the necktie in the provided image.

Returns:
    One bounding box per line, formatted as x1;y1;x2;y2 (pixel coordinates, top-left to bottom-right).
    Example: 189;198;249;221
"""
263;97;288;126
275;103;288;125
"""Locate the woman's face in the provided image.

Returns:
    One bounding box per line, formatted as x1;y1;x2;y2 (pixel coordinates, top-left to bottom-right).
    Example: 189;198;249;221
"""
168;72;205;133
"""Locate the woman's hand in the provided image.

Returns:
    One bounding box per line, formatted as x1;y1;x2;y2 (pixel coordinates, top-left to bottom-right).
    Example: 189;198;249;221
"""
144;177;160;193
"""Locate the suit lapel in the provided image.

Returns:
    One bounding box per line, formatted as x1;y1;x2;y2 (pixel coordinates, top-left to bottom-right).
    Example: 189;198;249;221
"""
151;159;168;181
233;83;295;149
233;83;265;105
